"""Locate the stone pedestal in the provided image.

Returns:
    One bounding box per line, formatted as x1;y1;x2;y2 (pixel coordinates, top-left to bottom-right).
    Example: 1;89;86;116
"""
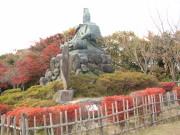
53;90;74;102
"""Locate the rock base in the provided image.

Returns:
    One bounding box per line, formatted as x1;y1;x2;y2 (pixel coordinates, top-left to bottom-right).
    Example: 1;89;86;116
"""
53;90;74;102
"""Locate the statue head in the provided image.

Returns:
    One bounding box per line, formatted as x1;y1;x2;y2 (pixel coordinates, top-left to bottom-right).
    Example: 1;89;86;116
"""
83;8;90;23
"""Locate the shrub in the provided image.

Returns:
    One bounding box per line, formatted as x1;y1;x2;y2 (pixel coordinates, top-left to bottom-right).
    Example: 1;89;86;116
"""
0;72;158;107
0;82;63;107
0;91;25;105
101;95;133;122
130;88;166;115
0;104;12;115
24;83;59;100
14;98;58;107
159;82;176;91
70;74;98;97
7;104;81;127
1;88;21;96
172;86;180;104
94;72;158;96
130;88;166;103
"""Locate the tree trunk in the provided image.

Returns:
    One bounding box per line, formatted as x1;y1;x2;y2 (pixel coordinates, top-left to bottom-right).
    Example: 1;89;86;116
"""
170;62;177;81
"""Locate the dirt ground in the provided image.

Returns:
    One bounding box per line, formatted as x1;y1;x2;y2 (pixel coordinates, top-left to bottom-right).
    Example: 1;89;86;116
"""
127;119;180;135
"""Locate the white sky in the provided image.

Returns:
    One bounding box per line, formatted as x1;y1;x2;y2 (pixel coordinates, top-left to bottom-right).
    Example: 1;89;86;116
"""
0;0;179;55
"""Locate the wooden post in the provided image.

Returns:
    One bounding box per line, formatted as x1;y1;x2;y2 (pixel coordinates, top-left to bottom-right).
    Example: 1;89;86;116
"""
104;103;109;134
153;95;158;122
74;109;78;134
7;115;10;135
150;95;155;124
33;116;37;135
135;97;139;127
25;118;29;135
79;108;83;135
49;113;54;135
21;113;27;135
141;96;145;127
173;91;179;119
132;98;137;129
167;92;172;120
115;101;120;134
13;116;17;135
126;100;130;131
111;103;116;134
1;114;5;135
43;115;48;135
92;108;95;135
65;111;69;134
98;106;103;135
144;97;148;126
60;112;63;135
147;96;152;124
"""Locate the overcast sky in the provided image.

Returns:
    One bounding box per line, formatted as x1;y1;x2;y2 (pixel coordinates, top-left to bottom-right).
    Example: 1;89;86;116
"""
0;0;179;55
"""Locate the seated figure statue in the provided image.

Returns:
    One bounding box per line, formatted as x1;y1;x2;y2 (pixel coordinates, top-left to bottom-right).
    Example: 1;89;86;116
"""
69;8;104;53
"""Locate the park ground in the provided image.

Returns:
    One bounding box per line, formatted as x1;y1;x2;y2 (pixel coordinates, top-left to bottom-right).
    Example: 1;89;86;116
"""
128;119;180;135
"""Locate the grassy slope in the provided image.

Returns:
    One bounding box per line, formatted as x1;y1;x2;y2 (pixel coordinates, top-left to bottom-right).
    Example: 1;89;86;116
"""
128;120;180;135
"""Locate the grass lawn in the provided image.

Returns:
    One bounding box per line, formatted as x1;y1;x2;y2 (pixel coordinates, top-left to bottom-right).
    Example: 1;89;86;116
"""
128;119;180;135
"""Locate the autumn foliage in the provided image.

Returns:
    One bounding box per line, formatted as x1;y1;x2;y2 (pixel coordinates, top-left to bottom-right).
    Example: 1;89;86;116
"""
7;104;81;126
172;86;180;104
0;104;12;115
130;88;166;115
159;82;176;91
0;28;75;90
101;95;133;121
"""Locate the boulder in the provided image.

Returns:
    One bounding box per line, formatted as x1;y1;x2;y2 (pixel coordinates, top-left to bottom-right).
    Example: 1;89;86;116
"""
94;54;102;64
81;64;89;72
87;54;95;63
69;54;81;70
53;90;74;102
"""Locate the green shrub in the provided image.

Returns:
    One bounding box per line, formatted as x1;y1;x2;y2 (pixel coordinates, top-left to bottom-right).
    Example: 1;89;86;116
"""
24;81;63;100
70;74;98;97
70;71;158;97
1;88;21;96
0;71;158;107
14;98;58;107
94;72;158;96
0;91;25;105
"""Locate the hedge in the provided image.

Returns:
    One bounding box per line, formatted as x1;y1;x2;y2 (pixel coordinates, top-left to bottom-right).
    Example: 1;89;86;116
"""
130;88;166;115
101;95;133;122
159;82;176;91
0;104;12;115
172;86;180;104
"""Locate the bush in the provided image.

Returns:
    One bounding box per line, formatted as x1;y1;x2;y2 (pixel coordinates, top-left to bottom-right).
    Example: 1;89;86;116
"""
0;72;158;107
1;88;21;96
0;82;63;107
159;82;176;91
7;104;81;126
101;95;133;122
70;74;98;97
24;82;63;100
94;72;158;96
172;86;180;104
130;88;166;115
130;88;166;103
14;98;58;107
0;91;25;105
0;104;12;115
